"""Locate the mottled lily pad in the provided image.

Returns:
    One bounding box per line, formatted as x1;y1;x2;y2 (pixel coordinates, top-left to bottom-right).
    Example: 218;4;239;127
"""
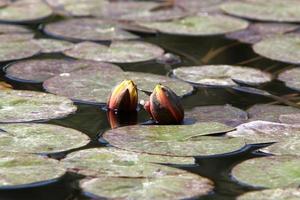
226;23;299;44
0;123;90;154
44;18;139;42
221;0;300;22
0;24;31;34
0;0;53;23
63;41;164;63
173;65;272;87
103;123;245;157
253;34;300;64
62;147;194;177
43;67;193;104
5;59;122;83
278;68;300;91
247;104;300;123
186;105;248;127
81;175;213;200
33;39;74;53
0;90;76;122
0;152;66;189
136;14;248;36
238;188;300;200
232;155;300;188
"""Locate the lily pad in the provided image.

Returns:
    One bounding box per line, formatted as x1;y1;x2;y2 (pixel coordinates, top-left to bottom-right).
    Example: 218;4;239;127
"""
0;152;66;189
43;67;193;104
33;39;74;54
221;0;300;22
103;123;245;157
0;0;53;23
81;175;213;200
5;59;122;83
0;123;90;154
232;155;300;188
175;0;228;14
0;90;76;122
253;34;300;64
63;41;164;63
136;14;249;36
0;33;35;42
237;188;300;200
279;113;300;124
226;22;299;44
247;104;300;123
278;68;300;91
173;65;272;87
44;18;139;42
62;147;194;177
185;105;248;127
0;24;31;34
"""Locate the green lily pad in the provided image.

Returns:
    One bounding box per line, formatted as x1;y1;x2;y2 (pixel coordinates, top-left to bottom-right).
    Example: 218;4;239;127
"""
5;59;122;83
0;151;66;189
136;14;248;36
43;67;193;104
0;40;40;62
0;90;76;122
226;22;299;44
279;113;300;124
81;174;213;200
173;65;272;87
62;147;194;177
33;39;74;54
247;104;300;123
0;24;31;34
185;105;248;127
221;0;300;22
0;123;90;154
232;155;300;188
253;34;300;64
44;18;139;42
103;123;245;157
63;41;164;63
278;68;300;91
237;188;300;200
0;0;53;23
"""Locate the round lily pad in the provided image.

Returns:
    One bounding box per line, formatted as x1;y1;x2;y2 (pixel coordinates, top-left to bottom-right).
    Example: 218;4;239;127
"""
278;68;300;91
253;34;300;64
0;89;76;122
185;105;248;127
0;0;53;23
221;0;300;22
62;147;194;177
173;65;272;87
5;59;122;83
81;175;213;200
0;40;40;62
237;188;300;200
63;41;164;63
247;104;300;123
43;67;193;104
232;155;300;188
226;22;299;44
0;123;90;154
44;18;139;42
33;39;74;54
136;14;249;36
0;24;31;34
0;151;66;189
103;123;245;157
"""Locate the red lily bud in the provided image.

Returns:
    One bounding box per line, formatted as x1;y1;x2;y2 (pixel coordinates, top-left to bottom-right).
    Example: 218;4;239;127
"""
144;84;184;124
107;80;138;112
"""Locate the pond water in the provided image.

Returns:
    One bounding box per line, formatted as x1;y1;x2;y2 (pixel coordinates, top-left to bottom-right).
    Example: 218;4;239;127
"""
0;2;299;200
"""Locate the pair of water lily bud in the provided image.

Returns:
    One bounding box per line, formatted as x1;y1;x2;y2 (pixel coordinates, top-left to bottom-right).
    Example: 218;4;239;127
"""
107;80;184;124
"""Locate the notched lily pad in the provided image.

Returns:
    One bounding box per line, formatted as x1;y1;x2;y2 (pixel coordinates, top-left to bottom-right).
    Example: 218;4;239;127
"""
237;188;300;200
0;152;66;189
33;39;74;53
0;90;76;122
0;123;90;154
173;65;272;87
5;59;122;83
63;41;164;63
232;155;300;188
278;68;300;91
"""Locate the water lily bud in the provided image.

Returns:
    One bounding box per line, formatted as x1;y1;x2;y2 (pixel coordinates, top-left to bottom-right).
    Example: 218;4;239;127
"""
107;80;138;112
145;84;184;124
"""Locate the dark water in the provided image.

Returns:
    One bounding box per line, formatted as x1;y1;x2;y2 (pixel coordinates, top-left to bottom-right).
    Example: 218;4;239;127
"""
0;18;297;200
